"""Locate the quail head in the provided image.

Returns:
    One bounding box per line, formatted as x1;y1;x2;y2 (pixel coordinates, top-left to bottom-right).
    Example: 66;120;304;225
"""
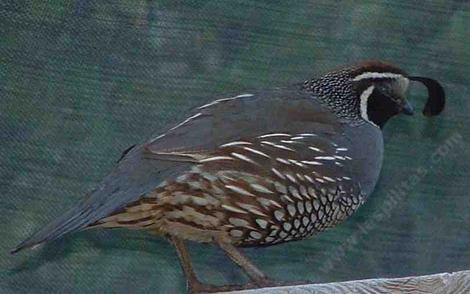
12;61;445;293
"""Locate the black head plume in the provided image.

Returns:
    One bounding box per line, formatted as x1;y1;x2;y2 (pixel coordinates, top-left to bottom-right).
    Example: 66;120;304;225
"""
409;76;445;116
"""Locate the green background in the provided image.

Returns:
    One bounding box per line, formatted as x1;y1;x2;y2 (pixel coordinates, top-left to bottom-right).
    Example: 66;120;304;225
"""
1;1;469;293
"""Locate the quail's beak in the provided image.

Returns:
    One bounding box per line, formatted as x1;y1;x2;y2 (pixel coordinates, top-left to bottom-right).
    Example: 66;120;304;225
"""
401;100;414;115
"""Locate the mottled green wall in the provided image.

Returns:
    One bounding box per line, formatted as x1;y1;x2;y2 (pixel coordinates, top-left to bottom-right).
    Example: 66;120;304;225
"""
1;1;469;293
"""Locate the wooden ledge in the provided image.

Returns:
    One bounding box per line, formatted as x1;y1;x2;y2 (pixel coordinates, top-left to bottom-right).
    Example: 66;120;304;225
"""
224;270;470;294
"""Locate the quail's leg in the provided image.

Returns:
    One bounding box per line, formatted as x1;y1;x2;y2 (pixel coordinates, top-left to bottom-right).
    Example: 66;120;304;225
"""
171;236;306;292
170;236;256;293
170;236;200;291
215;240;273;287
215;240;313;288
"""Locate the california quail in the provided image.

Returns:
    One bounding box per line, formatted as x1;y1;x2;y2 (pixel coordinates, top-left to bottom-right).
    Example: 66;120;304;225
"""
12;61;445;292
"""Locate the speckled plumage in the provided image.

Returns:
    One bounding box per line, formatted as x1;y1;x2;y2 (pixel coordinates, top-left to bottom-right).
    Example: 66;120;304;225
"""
93;131;366;247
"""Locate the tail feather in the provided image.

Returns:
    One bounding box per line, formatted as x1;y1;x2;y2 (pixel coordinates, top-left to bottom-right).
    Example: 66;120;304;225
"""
11;145;189;254
11;202;95;254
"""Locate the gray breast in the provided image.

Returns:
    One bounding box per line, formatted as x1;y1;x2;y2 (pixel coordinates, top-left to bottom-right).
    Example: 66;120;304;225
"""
342;122;384;197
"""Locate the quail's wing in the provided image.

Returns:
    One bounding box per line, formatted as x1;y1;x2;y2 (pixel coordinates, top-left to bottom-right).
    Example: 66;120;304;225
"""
12;88;352;253
144;89;341;158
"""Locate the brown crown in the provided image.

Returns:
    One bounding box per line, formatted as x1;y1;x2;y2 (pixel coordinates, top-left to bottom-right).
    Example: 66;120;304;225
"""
351;60;408;77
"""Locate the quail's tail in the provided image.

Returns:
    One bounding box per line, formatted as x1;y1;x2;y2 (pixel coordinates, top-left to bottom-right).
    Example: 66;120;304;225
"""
11;198;100;254
11;144;178;254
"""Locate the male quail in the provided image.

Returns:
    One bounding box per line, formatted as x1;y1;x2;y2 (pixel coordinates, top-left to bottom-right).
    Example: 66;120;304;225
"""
12;61;445;292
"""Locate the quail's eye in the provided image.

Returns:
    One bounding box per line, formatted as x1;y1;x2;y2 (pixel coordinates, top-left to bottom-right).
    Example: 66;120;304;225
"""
376;84;398;101
376;84;388;93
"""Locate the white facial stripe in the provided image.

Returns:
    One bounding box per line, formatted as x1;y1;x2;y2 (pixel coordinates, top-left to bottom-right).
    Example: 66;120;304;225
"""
360;85;376;126
353;72;404;81
396;76;410;94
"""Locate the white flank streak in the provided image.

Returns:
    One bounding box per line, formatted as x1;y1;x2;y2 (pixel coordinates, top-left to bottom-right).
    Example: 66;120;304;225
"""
315;178;325;183
271;167;286;179
336;147;348;151
289;186;302;200
353;72;404;81
285;173;297;183
238;203;266;216
359;85;375;124
199;156;234;163
334;156;345;160
169;113;202;131
299;185;310;198
250;183;274;194
243;147;270;158
260;141;294;151
343;176;352;180
222;204;247;214
272;144;295;151
270;200;283;208
304;174;315;183
231;152;258;165
259;133;291;138
298;133;317;137
296;173;305;181
301;160;323;165
288;159;304;167
281;194;295;203
315;156;335;160
323;176;335;182
308;146;323;152
260;141;277;146
291;136;304;140
220;141;252;148
280;140;297;144
225;185;255;197
276;158;291;165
